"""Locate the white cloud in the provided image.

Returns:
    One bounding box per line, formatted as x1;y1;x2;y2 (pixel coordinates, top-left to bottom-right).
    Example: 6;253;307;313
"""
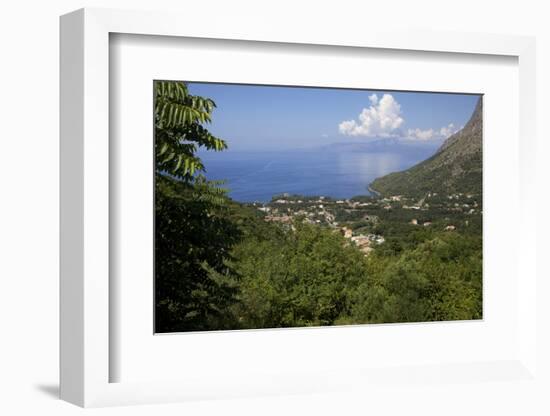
338;93;463;141
339;93;404;138
439;123;461;138
407;128;435;141
406;123;462;141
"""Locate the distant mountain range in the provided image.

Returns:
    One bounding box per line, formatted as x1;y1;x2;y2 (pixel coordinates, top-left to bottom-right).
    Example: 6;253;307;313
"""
324;137;443;153
369;97;483;197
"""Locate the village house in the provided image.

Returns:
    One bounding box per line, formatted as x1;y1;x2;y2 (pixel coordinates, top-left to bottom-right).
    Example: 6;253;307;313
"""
363;214;379;223
265;214;293;224
351;235;370;247
350;235;374;256
341;227;353;239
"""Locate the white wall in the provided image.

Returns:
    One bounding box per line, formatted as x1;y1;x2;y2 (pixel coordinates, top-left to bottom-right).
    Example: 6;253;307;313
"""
1;1;548;415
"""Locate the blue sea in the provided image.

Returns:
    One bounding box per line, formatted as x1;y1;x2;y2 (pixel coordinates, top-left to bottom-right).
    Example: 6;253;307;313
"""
198;141;439;203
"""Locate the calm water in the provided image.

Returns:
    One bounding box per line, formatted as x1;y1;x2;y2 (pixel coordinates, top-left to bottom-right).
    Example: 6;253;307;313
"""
198;142;438;203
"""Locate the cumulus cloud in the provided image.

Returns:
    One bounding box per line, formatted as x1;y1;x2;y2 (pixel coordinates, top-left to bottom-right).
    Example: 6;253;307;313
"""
406;123;462;141
368;94;378;105
338;93;404;138
439;123;461;139
407;128;435;141
338;93;463;141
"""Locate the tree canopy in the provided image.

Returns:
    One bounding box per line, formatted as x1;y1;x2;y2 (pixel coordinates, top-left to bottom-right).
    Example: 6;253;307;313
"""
155;81;240;332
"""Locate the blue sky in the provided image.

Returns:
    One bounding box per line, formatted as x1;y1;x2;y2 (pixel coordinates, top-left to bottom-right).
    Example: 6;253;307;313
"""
187;82;480;151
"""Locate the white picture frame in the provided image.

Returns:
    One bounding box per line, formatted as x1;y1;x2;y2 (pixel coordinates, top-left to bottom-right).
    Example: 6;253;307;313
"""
60;7;538;408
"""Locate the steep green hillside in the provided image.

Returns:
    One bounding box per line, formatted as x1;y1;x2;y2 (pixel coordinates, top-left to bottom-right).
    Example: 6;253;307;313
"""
370;97;482;198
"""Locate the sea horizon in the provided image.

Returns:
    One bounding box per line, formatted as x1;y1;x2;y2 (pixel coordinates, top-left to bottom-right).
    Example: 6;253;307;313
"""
198;140;441;203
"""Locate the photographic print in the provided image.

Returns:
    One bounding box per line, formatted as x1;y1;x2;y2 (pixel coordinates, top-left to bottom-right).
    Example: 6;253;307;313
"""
154;81;482;333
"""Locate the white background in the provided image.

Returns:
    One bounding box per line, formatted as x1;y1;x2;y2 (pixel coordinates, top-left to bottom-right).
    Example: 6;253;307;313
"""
1;1;548;415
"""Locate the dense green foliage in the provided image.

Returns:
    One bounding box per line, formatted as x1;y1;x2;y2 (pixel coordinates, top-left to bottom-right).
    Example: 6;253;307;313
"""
155;177;243;331
155;81;483;332
155;81;227;180
230;222;368;328
225;210;482;328
351;234;482;323
154;81;239;332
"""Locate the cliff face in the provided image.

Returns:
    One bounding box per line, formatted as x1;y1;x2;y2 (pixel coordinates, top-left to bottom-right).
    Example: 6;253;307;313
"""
369;97;483;197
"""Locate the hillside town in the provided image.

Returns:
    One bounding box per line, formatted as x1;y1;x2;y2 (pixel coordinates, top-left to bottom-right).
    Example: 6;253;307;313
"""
252;191;482;256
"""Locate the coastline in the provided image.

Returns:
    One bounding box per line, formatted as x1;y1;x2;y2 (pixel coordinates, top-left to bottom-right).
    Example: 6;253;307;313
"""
367;184;381;197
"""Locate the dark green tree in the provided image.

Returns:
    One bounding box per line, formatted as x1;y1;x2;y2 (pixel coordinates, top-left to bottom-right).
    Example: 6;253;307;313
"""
351;233;482;323
154;81;241;332
230;222;369;329
155;81;227;181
